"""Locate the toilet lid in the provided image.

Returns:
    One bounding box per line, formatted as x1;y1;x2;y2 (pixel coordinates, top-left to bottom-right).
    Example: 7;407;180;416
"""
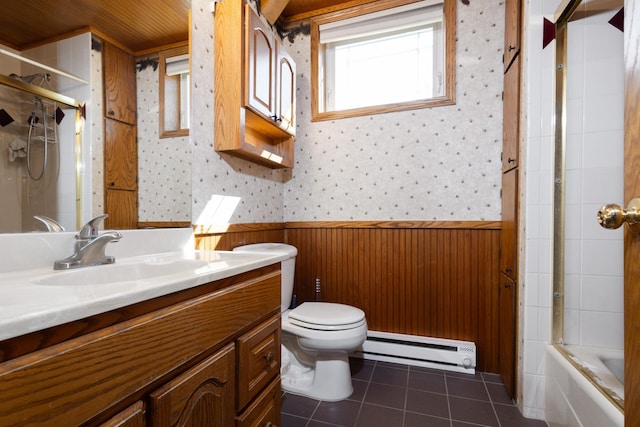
288;302;365;331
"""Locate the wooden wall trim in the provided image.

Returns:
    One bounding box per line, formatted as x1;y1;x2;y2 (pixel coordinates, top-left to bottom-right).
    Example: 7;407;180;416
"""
193;222;285;236
139;221;191;229
192;221;500;236
285;220;501;230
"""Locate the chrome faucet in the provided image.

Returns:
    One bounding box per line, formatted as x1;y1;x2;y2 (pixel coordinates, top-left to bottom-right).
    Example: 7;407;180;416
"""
54;214;122;270
34;215;65;232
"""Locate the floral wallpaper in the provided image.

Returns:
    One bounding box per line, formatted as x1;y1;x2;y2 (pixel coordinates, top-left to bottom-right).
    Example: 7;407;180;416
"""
190;0;504;226
283;1;505;221
191;0;287;227
136;66;191;222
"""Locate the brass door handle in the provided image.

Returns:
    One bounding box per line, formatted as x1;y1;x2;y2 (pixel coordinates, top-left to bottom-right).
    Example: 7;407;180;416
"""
597;198;640;231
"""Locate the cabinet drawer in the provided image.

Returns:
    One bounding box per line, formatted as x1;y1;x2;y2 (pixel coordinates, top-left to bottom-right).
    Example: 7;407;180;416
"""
236;315;281;410
236;378;280;427
100;401;145;427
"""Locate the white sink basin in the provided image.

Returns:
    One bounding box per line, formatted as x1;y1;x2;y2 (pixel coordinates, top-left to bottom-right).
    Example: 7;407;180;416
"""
35;256;210;287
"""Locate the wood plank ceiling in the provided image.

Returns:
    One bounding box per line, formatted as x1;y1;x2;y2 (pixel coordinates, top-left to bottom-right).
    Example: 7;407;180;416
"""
0;0;373;54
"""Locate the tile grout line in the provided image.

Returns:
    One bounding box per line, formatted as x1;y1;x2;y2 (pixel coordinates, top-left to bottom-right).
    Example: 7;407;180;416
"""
303;396;321;427
402;365;411;427
482;374;502;427
352;360;376;427
444;372;454;427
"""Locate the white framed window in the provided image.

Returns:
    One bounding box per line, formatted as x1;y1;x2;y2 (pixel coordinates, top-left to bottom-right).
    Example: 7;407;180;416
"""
159;46;190;137
311;0;455;121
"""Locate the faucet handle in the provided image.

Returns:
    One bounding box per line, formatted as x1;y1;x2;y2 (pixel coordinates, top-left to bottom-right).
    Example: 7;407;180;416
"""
77;214;109;239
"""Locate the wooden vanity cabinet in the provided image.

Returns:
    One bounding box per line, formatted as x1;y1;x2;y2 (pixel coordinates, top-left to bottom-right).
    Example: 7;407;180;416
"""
215;0;296;169
0;267;282;426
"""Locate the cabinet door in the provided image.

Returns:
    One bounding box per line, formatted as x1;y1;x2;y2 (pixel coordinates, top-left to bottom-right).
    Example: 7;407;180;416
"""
104;42;137;125
502;55;520;172
105;119;137;191
499;167;518;279
498;273;517;398
277;47;296;135
149;344;235;427
503;0;522;71
245;5;276;120
105;189;138;229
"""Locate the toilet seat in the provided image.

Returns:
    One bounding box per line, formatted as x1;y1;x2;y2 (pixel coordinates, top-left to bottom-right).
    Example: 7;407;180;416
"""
288;302;366;331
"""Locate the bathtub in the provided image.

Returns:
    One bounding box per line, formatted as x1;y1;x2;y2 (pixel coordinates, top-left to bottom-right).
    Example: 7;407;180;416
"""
545;345;624;427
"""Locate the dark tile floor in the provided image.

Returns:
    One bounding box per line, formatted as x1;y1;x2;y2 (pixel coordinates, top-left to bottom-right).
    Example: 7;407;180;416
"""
281;358;548;427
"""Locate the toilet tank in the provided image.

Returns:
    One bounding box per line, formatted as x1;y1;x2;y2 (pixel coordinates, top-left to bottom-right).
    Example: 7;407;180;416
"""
232;243;297;312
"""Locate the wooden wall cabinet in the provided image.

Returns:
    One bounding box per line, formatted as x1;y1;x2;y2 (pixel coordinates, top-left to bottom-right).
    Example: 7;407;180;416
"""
215;0;295;169
0;268;282;426
102;40;138;229
498;0;522;399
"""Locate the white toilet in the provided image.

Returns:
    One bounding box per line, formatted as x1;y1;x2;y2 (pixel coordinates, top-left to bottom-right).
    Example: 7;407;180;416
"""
233;243;367;401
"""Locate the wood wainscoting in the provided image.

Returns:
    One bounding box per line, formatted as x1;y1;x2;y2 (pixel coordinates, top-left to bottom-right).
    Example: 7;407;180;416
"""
194;220;502;372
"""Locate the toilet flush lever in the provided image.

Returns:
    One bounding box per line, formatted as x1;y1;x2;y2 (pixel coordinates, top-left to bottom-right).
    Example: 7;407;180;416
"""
597;198;640;232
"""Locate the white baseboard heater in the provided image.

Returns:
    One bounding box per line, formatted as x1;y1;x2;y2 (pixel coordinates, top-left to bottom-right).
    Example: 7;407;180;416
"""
353;331;477;374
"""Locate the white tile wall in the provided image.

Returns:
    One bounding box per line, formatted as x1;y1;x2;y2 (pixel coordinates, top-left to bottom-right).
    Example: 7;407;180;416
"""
522;0;624;418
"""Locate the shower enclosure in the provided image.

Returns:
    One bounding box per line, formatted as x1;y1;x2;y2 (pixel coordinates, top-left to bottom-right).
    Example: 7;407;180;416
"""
0;72;83;233
546;0;625;423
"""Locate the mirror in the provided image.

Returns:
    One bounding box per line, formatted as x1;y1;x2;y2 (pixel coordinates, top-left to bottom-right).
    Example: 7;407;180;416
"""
0;25;192;233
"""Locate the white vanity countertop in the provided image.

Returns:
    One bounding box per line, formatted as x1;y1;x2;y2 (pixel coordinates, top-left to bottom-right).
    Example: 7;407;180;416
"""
0;229;288;341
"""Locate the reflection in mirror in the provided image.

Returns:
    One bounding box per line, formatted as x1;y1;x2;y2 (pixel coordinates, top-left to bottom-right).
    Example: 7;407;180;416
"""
159;45;190;137
0;29;193;233
0;69;84;233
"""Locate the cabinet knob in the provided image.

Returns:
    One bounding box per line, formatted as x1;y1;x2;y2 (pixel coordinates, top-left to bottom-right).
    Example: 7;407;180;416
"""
108;110;115;116
109;181;115;187
263;352;274;363
504;282;511;289
508;45;516;52
507;157;515;164
263;422;274;427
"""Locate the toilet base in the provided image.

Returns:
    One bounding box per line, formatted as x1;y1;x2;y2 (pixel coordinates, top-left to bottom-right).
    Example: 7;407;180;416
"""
281;351;354;401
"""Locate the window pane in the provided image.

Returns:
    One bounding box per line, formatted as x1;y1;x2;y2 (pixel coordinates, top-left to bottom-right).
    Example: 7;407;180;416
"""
332;27;437;110
311;0;455;120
